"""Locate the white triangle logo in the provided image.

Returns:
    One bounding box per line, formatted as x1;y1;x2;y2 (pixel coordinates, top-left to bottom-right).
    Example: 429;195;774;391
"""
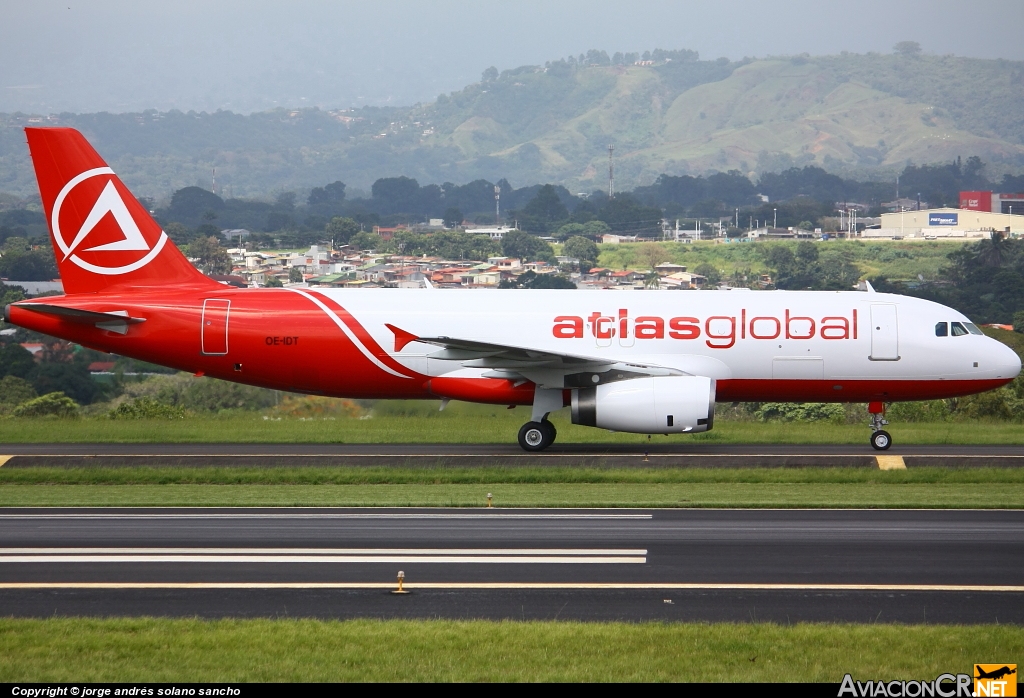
63;180;150;260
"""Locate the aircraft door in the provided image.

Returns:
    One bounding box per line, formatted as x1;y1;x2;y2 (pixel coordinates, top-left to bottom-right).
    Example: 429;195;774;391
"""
201;299;231;355
869;304;899;361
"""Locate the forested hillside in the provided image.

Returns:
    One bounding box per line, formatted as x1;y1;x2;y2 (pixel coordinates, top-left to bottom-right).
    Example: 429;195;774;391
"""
2;48;1023;200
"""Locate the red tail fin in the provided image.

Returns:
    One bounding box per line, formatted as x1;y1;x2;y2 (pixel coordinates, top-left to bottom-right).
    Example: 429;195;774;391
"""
25;127;217;295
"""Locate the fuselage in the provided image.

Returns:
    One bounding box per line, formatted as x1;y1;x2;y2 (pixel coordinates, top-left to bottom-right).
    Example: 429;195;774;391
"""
8;286;1020;405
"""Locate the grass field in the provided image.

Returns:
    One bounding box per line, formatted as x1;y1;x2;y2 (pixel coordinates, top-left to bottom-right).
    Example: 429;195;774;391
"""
2;467;1022;507
1;618;1019;682
3;413;1023;444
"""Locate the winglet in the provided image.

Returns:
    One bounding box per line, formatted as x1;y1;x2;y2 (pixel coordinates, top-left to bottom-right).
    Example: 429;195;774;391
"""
863;279;875;293
385;323;420;352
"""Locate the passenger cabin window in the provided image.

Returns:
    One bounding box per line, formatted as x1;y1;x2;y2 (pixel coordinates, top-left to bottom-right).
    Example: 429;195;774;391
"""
951;322;969;336
935;322;948;337
964;322;984;335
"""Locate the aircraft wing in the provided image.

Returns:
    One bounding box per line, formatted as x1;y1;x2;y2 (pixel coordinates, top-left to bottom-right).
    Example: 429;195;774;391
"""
389;325;685;389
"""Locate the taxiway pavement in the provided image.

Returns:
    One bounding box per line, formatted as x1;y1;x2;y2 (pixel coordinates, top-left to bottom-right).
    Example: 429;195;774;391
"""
2;443;1024;467
1;508;1021;622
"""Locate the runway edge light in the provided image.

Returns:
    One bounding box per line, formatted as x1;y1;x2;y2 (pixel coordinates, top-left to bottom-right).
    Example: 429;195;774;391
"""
392;570;409;594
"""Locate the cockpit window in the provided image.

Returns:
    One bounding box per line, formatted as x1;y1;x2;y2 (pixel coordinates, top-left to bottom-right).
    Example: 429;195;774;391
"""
951;322;969;336
964;322;984;335
935;322;948;337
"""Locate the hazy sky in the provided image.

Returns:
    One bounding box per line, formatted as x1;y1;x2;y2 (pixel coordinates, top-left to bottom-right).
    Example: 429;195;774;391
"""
3;0;1023;114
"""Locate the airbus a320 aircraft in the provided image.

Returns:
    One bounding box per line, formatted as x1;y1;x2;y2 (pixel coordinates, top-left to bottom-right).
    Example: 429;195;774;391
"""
5;128;1020;450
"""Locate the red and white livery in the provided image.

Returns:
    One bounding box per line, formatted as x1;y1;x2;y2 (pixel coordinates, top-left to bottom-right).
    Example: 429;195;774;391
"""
6;128;1020;450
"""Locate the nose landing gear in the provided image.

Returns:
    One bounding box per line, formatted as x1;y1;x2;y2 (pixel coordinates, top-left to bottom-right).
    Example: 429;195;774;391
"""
868;401;891;450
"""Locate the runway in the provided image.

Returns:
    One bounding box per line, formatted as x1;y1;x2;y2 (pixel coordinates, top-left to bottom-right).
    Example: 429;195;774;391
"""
3;443;1024;467
1;507;1022;622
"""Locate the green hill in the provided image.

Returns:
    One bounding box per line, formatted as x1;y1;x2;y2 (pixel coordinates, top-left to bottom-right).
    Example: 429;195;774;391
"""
1;50;1023;199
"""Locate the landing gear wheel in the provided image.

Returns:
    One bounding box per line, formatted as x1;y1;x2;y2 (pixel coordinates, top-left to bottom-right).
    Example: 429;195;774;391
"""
540;420;557;444
870;430;892;451
519;421;555;452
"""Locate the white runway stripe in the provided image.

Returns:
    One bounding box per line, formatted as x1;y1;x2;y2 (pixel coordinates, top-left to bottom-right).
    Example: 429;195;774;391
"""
0;513;652;520
0;547;646;564
0;555;645;564
0;547;647;556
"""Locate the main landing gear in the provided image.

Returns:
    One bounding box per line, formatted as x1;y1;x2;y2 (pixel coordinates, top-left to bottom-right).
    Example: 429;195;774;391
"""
518;419;557;452
518;388;563;452
868;401;892;451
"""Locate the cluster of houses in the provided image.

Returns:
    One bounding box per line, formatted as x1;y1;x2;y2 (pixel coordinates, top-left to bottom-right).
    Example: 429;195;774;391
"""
218;245;741;290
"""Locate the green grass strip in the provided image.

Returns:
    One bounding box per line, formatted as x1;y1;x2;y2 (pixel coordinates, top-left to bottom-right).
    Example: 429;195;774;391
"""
3;466;1024;485
1;619;1020;682
3;482;1023;507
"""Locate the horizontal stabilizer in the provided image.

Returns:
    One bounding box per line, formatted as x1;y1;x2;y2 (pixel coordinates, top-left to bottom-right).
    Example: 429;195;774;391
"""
14;302;145;335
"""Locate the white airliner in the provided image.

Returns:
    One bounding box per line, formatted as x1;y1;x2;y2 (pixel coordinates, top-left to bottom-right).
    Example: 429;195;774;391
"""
5;128;1021;451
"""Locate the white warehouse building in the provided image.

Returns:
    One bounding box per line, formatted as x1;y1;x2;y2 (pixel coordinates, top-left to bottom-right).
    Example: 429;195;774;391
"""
872;208;1024;238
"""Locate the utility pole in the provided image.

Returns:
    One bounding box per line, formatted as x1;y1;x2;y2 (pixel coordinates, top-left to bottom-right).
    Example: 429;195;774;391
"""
773;208;777;229
212;167;216;195
608;145;615;198
494;184;501;225
735;208;739;229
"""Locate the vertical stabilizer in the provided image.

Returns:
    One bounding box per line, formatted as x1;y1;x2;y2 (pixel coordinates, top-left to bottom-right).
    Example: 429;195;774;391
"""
25;127;217;295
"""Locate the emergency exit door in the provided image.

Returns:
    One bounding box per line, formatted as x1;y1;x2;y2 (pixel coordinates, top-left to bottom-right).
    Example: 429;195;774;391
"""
869;304;899;361
201;299;230;355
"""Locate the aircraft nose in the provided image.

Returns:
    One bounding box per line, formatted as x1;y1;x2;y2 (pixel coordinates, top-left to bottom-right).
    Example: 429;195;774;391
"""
990;338;1022;379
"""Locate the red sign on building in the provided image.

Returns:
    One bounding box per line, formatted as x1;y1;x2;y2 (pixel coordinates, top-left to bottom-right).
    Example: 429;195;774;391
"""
960;191;992;211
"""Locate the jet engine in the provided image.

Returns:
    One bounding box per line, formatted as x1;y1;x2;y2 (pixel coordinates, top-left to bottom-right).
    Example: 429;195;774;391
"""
571;375;715;434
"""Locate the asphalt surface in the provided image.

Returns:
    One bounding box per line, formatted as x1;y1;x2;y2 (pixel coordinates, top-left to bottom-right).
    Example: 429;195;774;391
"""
1;508;1022;622
3;443;1024;467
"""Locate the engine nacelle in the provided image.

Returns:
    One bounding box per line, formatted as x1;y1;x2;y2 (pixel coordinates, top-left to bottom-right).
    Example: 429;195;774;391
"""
571;376;715;434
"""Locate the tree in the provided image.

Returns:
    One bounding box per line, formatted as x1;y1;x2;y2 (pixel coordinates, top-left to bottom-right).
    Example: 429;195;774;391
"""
582;220;611;236
694;262;721;286
501;231;555;263
893;41;922;57
0;343;35;379
554;223;586;241
167;187;224;224
427;231;499;260
308;181;346;207
520;185;569;231
442;207;464;229
481;66;498;82
264;275;284;288
350;231;381;251
563;236;599;265
164;222;198;245
186;236;232;274
976;230;1011;268
11;392;79;418
635;243;670;271
326;217;360;246
32;362;98;405
499;270;575;289
0;246;58;281
0;374;36;409
372;176;420;214
288;266;303;283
